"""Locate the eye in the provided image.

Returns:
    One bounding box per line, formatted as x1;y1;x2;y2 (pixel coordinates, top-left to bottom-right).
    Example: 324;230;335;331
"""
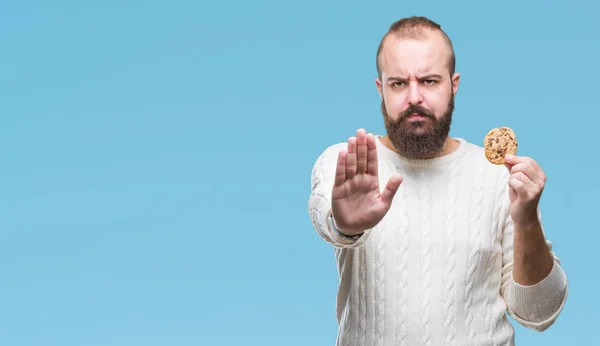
392;81;405;87
423;80;436;85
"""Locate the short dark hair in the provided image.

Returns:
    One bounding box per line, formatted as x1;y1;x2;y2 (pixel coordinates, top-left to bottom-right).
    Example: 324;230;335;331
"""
376;16;456;78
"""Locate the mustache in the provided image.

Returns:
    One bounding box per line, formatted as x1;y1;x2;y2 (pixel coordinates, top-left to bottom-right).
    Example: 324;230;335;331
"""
398;105;436;121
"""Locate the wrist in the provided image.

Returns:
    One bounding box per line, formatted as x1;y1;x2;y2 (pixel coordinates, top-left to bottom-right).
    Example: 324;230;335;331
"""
328;209;364;240
513;213;541;232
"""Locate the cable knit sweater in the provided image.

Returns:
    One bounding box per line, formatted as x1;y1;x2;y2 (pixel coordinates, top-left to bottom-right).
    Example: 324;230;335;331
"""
308;135;568;346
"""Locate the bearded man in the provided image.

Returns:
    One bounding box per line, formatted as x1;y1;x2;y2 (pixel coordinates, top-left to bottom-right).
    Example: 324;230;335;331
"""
307;16;568;346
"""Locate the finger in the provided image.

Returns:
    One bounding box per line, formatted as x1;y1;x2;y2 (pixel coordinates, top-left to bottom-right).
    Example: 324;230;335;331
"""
366;133;378;177
506;155;533;171
509;161;537;181
509;171;536;198
508;175;526;196
512;171;534;186
381;173;403;206
346;137;357;179
334;149;347;187
509;185;517;202
356;129;368;174
507;157;546;187
505;155;542;171
505;154;524;164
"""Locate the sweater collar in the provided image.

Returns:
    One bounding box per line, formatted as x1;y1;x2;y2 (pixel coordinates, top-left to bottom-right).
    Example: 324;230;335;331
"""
375;135;468;168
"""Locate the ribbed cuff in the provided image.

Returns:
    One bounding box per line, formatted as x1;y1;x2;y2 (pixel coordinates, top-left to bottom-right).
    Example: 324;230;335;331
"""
509;259;568;323
308;193;371;248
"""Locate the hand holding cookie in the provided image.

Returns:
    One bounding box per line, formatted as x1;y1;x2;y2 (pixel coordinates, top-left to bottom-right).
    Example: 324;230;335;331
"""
504;153;547;227
484;127;546;226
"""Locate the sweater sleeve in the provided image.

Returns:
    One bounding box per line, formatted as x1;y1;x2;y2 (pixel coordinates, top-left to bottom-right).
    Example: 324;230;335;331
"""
307;143;377;249
498;178;568;331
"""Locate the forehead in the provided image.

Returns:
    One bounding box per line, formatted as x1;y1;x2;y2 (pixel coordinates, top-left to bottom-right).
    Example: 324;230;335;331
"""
380;32;450;77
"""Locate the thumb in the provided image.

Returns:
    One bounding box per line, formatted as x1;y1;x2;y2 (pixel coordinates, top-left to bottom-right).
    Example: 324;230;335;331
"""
381;173;403;206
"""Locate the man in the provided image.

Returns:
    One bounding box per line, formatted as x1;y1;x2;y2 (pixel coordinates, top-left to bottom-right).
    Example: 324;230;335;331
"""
307;16;568;346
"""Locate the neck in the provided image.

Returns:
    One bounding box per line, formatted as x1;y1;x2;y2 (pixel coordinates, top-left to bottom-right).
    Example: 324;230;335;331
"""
380;135;459;159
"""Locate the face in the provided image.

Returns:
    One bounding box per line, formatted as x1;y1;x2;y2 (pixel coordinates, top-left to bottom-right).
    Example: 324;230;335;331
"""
376;30;460;159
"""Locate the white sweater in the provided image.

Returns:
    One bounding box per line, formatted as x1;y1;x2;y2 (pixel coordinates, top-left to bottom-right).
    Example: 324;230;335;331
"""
308;136;568;346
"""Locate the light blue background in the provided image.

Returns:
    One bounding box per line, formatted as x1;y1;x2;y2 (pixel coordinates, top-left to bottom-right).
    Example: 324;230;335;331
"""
1;0;597;345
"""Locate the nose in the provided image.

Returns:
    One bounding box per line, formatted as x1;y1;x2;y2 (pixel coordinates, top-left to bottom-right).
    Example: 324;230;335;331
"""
407;82;423;105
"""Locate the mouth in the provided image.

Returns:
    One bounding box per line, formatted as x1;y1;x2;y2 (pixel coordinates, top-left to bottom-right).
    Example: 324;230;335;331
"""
407;113;427;120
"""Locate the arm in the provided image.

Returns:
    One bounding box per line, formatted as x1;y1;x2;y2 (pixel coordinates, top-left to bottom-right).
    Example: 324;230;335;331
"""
512;212;555;286
499;178;568;331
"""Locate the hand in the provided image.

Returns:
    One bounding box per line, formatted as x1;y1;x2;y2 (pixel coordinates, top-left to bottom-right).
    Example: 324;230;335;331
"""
331;129;403;235
504;154;547;227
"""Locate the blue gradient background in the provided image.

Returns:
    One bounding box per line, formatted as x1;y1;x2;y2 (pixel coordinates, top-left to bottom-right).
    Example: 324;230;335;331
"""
1;0;597;345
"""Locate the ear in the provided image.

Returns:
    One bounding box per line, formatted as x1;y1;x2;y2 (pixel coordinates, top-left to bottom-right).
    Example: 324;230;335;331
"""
451;72;460;95
375;77;384;100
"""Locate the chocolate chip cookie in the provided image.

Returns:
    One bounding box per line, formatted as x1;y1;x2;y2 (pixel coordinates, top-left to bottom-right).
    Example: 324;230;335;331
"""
484;127;518;164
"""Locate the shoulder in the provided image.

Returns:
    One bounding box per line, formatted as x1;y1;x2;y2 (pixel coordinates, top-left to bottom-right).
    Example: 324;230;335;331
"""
310;142;347;188
314;141;347;161
460;138;511;182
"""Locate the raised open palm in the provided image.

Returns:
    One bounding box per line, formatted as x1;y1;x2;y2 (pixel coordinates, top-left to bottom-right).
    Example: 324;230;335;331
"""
331;129;403;235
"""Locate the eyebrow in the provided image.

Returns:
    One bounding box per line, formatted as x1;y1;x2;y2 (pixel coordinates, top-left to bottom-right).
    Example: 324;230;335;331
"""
419;74;443;80
387;74;443;81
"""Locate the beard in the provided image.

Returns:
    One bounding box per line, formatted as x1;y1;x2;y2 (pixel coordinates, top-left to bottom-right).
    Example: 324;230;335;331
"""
381;94;454;159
